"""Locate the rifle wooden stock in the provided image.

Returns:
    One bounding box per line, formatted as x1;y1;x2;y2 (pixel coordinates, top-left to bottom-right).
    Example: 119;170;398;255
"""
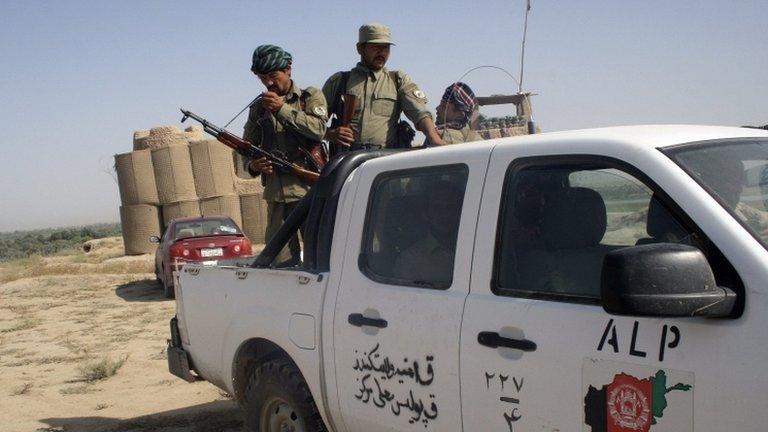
341;94;357;127
289;165;320;183
335;94;358;153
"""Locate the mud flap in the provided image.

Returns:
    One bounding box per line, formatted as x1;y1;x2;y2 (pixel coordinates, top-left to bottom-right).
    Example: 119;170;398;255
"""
167;317;197;383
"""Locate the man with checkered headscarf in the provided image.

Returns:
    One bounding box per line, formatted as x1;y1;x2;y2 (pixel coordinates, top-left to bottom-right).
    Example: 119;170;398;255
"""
434;82;483;145
243;44;328;265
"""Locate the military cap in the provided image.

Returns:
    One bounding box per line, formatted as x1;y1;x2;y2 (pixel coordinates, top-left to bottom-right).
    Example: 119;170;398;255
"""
358;23;395;45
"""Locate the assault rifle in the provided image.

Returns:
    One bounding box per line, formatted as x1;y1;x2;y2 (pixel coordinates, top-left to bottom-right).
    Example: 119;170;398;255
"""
180;108;320;184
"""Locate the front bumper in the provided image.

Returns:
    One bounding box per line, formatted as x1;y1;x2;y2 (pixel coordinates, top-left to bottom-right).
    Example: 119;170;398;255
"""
167;316;198;383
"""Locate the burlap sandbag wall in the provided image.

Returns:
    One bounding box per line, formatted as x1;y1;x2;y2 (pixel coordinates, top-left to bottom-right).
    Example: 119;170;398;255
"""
120;205;162;255
234;153;251;179
184;125;205;143
134;126;187;151
119;124;276;253
145;126;188;150
240;192;268;244
189;139;236;198
161;200;201;227
132;130;150;151
151;144;197;204
115;150;159;206
200;195;243;228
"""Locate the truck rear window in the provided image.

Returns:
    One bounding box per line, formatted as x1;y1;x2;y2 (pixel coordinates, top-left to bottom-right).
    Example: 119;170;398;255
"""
360;164;468;289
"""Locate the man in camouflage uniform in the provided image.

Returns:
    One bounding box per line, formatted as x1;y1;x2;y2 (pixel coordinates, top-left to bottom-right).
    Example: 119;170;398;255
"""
323;23;445;149
435;82;483;145
244;44;328;264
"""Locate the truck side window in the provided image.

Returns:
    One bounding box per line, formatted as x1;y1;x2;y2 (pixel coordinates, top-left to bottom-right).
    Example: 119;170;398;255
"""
360;165;468;289
494;160;698;303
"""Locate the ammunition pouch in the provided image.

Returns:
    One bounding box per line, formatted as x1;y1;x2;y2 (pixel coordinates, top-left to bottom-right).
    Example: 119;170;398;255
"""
392;120;416;148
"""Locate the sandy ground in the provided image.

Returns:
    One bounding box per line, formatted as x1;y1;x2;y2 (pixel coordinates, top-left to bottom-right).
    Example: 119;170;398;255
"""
0;238;243;432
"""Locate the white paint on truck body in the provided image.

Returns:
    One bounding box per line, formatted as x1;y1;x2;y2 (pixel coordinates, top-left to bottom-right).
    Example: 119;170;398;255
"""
174;125;768;431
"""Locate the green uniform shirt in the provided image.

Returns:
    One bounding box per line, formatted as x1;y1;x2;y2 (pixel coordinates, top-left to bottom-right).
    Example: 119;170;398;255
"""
438;124;483;145
322;63;432;147
243;81;328;202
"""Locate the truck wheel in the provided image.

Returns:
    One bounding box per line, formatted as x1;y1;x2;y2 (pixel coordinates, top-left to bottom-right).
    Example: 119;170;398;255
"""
243;358;327;432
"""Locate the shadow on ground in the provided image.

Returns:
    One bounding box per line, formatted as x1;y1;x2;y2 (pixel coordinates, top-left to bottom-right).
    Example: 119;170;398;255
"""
115;278;167;303
39;400;242;432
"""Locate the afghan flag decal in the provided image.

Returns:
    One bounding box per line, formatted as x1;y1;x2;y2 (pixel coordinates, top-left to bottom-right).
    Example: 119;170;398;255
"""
606;373;652;431
584;364;692;432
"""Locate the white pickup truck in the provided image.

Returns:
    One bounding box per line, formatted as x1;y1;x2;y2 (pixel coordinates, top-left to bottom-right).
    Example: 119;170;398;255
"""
168;125;768;432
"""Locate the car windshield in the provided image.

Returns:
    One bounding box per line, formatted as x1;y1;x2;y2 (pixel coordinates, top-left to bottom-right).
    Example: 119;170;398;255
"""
173;219;240;240
666;138;768;249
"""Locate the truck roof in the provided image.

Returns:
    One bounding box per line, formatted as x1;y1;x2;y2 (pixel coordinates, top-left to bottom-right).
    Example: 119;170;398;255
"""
496;124;768;149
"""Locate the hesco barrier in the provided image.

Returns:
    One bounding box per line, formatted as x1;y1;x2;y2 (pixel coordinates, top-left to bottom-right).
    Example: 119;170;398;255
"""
115;150;160;206
234;153;251;179
240;191;268;244
120;204;162;255
161;200;201;228
200;195;243;228
184;125;205;143
189;138;236;198
234;178;263;195
132;129;150;151
151;144;197;204
139;126;188;150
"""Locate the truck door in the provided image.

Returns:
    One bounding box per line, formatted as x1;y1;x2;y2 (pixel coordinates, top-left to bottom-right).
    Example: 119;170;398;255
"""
461;147;767;431
331;149;489;432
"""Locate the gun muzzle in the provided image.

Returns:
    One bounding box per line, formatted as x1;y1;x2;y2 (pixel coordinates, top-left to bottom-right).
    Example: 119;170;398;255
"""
180;108;190;123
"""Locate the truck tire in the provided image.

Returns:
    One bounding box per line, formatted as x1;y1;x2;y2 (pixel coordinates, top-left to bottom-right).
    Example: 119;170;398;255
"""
243;358;327;432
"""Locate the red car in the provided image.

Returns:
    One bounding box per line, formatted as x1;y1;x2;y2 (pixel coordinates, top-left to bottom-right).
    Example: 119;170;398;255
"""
150;216;253;298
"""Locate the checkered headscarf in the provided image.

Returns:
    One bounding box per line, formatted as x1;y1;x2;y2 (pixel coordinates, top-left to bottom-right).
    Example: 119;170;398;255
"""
440;82;478;129
251;44;292;74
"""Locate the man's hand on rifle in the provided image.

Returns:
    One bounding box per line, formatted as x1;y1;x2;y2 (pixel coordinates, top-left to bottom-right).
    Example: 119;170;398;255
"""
261;91;285;113
325;126;356;148
248;157;274;175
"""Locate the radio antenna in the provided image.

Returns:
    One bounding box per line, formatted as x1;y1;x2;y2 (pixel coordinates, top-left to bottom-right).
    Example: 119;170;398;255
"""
518;0;532;93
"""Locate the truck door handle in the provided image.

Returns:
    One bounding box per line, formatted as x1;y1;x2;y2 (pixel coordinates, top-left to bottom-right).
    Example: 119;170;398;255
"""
477;331;537;352
348;313;388;329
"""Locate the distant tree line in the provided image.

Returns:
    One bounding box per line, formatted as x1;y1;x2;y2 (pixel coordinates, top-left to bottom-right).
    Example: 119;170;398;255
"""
0;223;121;262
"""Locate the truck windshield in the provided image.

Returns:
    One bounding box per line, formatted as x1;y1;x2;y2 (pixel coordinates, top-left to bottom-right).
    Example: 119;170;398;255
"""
666;138;768;249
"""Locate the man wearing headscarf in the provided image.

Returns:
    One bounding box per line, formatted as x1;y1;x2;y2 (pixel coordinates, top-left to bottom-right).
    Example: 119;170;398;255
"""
434;82;483;145
244;44;328;265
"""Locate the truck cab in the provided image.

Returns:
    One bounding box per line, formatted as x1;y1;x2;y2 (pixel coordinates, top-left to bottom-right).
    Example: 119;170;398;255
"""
169;125;768;432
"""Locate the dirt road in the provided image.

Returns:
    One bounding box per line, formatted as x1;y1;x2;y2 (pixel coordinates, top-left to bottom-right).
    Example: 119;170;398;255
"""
0;238;243;432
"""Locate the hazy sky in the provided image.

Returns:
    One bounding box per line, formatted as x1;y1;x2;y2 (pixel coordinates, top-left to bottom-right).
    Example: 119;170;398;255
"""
1;0;766;232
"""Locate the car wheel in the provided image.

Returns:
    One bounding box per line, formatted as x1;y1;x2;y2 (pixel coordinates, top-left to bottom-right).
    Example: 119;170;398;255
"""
242;358;326;432
163;277;175;299
160;266;174;299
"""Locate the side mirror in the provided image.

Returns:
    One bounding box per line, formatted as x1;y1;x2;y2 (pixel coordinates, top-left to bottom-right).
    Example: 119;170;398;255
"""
601;243;737;318
149;235;161;244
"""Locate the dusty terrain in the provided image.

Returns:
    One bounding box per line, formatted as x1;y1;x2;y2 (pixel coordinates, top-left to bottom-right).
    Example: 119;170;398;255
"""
0;238;243;432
